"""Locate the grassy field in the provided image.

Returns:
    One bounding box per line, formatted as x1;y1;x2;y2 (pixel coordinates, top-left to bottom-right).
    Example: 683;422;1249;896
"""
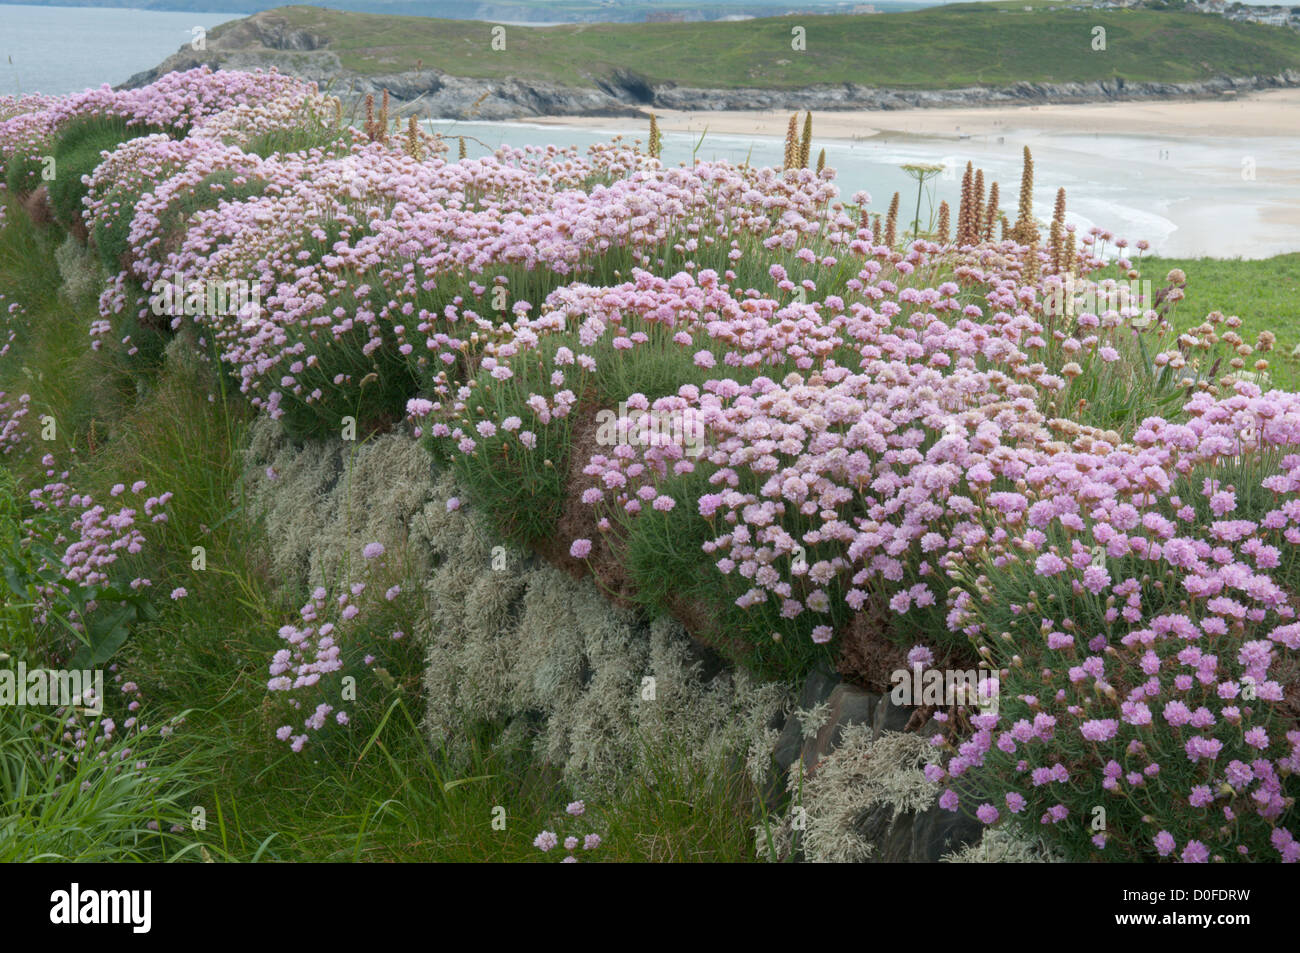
232;2;1300;89
1144;252;1300;389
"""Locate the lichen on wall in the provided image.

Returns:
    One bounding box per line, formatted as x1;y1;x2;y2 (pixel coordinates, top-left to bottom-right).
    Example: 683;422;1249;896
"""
942;824;1065;863
758;725;943;863
242;418;434;596
411;470;790;793
54;235;102;305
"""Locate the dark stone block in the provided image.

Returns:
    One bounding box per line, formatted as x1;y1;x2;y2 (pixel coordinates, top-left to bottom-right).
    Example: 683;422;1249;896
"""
802;683;880;775
872;693;913;739
910;804;985;862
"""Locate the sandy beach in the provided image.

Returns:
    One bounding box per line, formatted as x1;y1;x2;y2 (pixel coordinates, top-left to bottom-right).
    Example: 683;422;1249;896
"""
520;88;1300;257
533;88;1300;143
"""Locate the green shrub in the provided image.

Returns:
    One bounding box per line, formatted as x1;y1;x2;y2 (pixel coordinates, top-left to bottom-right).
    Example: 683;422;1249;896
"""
243;122;350;160
3;152;47;197
622;463;843;678
46;116;160;230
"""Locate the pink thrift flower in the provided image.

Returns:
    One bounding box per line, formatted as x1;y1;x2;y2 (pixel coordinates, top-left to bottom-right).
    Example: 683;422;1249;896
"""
534;831;558;852
907;645;934;669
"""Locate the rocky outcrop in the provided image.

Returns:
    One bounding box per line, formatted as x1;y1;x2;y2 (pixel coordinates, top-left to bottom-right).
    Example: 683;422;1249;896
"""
121;12;1300;120
758;668;994;863
121;14;333;88
651;71;1300;112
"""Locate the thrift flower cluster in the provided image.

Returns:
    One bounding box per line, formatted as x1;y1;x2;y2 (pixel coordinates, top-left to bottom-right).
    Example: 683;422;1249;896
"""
535;800;602;862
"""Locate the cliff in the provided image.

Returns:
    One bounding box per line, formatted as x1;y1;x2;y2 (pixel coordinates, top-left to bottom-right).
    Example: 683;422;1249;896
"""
120;8;1300;119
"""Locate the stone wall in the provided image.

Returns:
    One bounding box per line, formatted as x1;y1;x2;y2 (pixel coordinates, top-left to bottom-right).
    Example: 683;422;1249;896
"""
238;420;1055;861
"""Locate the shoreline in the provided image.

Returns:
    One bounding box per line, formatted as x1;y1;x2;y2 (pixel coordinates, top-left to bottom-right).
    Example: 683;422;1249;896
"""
530;87;1300;143
520;88;1300;257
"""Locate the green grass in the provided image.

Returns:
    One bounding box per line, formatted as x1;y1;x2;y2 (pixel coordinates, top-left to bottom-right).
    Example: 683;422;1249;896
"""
230;3;1300;90
46;116;158;227
0;700;201;862
1141;252;1300;389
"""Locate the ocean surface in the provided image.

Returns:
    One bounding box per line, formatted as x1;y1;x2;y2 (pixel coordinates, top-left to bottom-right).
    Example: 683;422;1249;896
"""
3;4;1296;258
0;3;232;95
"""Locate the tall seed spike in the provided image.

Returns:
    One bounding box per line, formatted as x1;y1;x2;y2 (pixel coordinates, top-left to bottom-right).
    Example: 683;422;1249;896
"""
884;191;900;248
958;161;975;245
984;181;999;241
1015;146;1038;244
1049;186;1067;272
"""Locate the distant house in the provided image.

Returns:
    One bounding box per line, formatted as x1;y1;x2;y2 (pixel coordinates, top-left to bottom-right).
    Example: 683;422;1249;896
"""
1185;0;1299;28
645;11;686;22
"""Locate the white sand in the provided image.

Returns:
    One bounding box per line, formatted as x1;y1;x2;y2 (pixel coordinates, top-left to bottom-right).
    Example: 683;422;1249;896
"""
527;89;1300;255
532;88;1300;142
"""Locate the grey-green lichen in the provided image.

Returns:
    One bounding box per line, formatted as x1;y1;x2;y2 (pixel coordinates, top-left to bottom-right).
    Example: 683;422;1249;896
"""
55;235;101;305
410;469;788;793
941;823;1065;863
795;701;832;741
757;726;942;863
242;418;433;596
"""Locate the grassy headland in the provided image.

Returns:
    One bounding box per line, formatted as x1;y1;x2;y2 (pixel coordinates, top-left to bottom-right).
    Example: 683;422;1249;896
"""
198;2;1300;90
